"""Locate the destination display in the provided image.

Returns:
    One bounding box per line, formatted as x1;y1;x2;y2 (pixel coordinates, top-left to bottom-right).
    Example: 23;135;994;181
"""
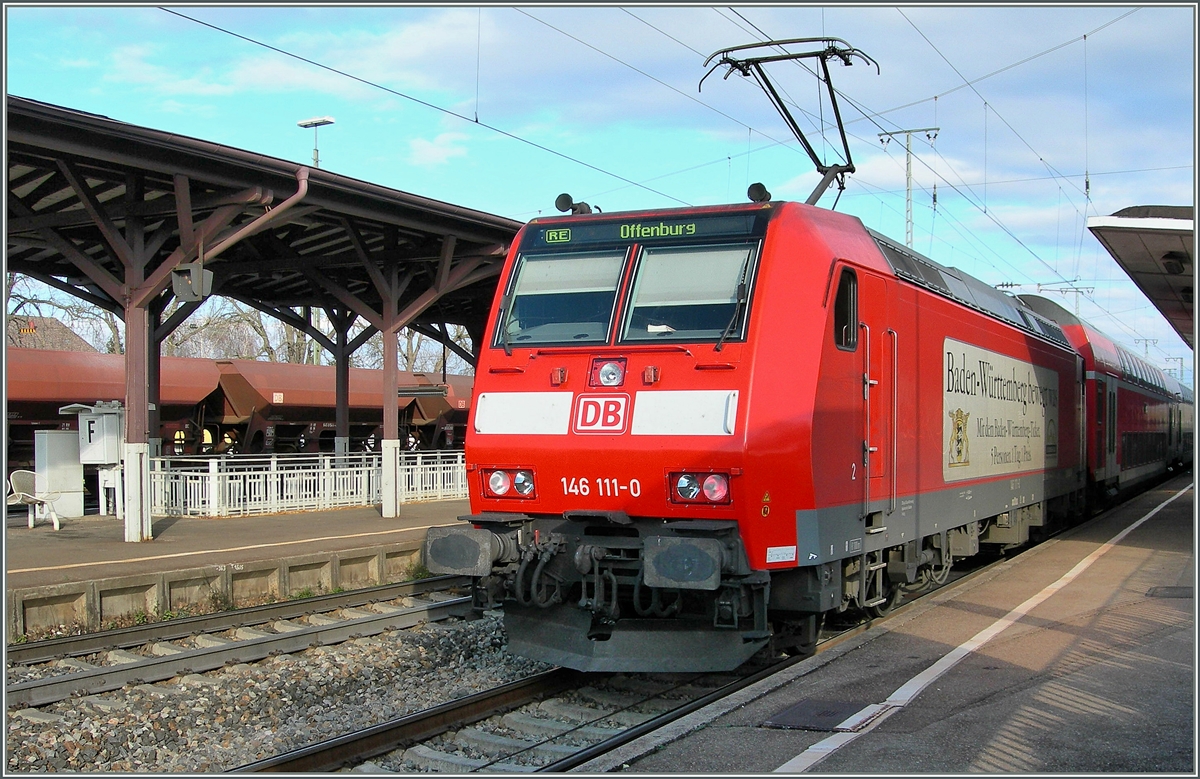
521;211;768;251
943;337;1061;482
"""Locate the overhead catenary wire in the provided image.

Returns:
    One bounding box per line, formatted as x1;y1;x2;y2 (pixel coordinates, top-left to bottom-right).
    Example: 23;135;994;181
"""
724;7;850;165
620;8;706;57
1083;33;1091;202
516;8;822;163
897;9;1091;204
543;2;1145;285
158;6;693;207
706;8;1058;280
892;11;1116;295
851;9;1140;129
820;108;1176;352
162;5;1183;365
705;6;1176;355
474;7;482;123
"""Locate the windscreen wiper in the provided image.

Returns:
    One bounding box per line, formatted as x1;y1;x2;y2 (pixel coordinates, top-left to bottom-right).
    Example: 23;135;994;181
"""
715;282;748;352
499;293;514;356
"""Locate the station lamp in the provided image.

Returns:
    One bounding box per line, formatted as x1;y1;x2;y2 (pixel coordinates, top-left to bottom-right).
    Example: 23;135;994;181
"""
297;116;335;167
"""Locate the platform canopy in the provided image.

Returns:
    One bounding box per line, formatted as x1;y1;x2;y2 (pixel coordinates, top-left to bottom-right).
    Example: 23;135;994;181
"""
6;95;521;356
1087;206;1194;349
6;94;524;534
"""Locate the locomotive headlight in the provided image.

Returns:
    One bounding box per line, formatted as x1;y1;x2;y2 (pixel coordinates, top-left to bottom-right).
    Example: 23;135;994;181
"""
488;470;512;496
589;357;627;388
671;471;733;504
485;469;535;498
676;474;701;500
702;474;729;502
513;470;535;495
599;361;624;386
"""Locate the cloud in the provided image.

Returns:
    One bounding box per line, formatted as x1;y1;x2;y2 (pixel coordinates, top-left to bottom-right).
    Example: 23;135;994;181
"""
157;99;219;118
105;44;235;96
223;55;374;100
408;132;469;167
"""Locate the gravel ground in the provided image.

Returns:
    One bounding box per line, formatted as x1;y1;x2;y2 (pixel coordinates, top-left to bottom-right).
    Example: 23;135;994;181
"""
5;614;552;773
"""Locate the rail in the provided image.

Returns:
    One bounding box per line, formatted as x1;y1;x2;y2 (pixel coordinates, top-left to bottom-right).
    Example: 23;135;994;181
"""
150;450;467;516
6;575;469;667
6;589;473;709
232;669;586;773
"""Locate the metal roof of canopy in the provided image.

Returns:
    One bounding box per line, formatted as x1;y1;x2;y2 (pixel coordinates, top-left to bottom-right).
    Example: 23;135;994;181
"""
6;95;521;354
1087;205;1194;350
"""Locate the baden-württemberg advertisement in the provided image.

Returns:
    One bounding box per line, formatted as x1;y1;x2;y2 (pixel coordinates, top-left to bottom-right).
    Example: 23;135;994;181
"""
943;338;1060;482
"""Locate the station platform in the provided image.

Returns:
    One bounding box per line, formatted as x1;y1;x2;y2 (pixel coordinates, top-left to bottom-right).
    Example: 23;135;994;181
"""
5;501;468;640
585;473;1195;774
5;501;468;591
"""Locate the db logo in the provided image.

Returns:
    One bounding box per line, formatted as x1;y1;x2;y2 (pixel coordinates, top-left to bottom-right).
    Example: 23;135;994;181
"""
573;394;630;434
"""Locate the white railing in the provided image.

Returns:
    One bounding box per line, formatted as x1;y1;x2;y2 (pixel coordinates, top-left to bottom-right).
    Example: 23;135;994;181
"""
398;451;470;504
150;451;467;517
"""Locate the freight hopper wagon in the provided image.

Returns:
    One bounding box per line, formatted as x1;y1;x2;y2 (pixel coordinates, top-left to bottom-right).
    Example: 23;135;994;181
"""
426;200;1090;672
6;349;473;471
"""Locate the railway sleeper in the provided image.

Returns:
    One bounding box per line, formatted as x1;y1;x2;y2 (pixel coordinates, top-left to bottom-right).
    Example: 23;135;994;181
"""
499;710;624;741
453;727;580;760
401;743;534;773
538;698;656;728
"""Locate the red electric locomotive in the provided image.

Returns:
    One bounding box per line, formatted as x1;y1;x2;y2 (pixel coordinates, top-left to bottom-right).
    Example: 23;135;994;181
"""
425;198;1104;672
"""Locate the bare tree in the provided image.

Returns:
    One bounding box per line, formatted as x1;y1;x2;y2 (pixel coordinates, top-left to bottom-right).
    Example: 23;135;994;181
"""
7;273;124;353
8;274;475;374
161;298;269;360
344;326;473;375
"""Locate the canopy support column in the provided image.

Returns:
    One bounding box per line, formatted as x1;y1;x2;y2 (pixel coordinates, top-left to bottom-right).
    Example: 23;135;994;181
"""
333;310;351;459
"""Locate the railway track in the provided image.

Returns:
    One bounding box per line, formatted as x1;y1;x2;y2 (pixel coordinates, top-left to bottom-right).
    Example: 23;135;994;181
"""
234;614;899;774
5;575;472;709
230;554;1002;773
233;657;807;773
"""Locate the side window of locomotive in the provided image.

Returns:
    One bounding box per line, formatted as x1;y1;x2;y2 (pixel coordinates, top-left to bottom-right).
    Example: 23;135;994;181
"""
833;268;857;350
620;243;757;343
496;250;626;346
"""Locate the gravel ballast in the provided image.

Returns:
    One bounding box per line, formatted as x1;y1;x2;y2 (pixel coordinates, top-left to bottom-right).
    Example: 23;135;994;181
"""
6;615;551;772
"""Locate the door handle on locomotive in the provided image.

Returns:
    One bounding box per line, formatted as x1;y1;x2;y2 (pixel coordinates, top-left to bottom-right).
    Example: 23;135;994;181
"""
887;327;897;514
859;321;872;518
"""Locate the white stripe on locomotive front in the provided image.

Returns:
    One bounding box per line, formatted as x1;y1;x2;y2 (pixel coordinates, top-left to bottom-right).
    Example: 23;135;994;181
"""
473;389;740;436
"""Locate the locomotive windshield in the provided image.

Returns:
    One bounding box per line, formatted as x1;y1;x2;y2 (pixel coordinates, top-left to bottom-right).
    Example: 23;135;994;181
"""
621;243;756;342
497;210;770;349
498;249;627;346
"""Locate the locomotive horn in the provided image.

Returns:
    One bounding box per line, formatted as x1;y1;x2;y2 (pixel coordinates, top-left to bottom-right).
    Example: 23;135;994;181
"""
747;182;772;202
555;193;593;215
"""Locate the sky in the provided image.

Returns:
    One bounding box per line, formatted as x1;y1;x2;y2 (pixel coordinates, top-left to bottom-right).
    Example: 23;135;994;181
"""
4;4;1196;382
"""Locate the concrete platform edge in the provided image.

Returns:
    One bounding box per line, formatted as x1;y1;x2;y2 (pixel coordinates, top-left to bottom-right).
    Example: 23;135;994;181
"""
7;539;425;641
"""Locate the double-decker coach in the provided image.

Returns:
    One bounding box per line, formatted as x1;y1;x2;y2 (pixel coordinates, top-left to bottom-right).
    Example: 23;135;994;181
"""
1020;294;1194;498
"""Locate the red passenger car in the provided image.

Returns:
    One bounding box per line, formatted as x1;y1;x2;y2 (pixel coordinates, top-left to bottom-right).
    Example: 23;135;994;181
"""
1020;295;1194;499
425;199;1111;672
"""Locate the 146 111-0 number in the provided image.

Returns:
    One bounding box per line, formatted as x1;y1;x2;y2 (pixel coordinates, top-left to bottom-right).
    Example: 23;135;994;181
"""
561;477;642;497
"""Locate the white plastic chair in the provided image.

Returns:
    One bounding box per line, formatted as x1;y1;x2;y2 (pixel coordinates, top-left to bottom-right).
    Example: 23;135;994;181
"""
6;470;61;530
